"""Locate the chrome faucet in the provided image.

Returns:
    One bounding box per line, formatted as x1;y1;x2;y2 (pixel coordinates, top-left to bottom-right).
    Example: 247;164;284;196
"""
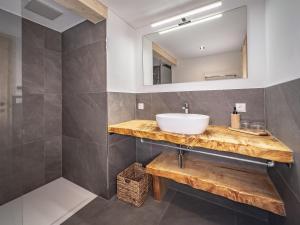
182;102;189;114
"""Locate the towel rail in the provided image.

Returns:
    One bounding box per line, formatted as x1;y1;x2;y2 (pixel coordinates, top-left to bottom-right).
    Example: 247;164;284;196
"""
140;138;275;167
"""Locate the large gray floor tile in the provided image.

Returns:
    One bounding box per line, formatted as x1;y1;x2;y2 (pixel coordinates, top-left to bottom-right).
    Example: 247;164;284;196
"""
62;190;271;225
62;190;175;225
159;192;236;225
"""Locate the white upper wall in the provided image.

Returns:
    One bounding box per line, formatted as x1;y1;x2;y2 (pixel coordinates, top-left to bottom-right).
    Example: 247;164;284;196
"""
173;50;242;83
142;38;153;85
104;0;300;92
0;0;21;16
265;0;300;86
106;9;137;93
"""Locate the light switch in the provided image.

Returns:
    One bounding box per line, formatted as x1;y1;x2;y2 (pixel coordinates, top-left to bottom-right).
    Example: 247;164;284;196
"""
137;102;144;110
16;97;22;104
235;103;246;112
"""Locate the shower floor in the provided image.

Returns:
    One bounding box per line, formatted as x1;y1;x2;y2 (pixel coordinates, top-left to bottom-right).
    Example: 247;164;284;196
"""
0;178;97;225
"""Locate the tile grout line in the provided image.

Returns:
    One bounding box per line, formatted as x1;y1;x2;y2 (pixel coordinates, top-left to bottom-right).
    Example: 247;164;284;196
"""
156;191;177;225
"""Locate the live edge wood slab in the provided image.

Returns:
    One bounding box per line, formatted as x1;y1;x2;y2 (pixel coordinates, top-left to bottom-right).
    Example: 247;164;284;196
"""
146;152;285;216
108;120;293;163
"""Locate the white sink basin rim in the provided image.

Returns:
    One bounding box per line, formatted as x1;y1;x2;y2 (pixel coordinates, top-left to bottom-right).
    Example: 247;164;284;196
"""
156;113;210;135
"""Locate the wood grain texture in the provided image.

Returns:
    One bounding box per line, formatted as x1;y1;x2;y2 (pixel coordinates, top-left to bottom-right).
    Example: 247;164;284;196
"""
242;35;248;78
108;120;293;163
55;0;107;24
152;175;167;201
153;42;177;65
228;127;269;136
146;152;285;216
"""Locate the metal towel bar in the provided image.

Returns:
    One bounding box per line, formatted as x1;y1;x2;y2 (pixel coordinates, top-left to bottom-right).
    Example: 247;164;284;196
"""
140;138;275;168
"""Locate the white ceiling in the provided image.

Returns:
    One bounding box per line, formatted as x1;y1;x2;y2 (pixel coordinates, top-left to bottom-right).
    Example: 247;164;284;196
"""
148;6;247;59
22;0;85;32
0;0;85;32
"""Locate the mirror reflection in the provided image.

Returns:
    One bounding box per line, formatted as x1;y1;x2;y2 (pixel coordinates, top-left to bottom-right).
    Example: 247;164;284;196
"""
143;6;247;85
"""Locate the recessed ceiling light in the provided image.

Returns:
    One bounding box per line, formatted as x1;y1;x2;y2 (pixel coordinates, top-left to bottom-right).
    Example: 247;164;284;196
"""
151;1;222;28
159;14;223;35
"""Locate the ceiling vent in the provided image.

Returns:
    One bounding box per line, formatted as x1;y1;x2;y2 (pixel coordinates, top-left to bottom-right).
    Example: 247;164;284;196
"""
25;0;63;20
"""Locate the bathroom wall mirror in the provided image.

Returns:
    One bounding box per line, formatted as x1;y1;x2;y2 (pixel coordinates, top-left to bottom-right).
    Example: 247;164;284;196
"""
143;6;247;85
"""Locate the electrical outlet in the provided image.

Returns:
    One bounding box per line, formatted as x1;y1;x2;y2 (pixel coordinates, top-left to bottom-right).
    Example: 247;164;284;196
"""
235;103;246;112
137;102;144;110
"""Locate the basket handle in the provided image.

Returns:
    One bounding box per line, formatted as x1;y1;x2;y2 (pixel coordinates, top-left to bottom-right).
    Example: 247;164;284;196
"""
125;178;131;184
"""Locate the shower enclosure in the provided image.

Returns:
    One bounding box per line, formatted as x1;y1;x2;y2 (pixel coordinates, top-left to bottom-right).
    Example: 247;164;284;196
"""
0;1;108;224
0;2;23;224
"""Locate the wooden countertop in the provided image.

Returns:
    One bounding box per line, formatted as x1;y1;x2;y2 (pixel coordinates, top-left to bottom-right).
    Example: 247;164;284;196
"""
108;120;293;163
146;152;285;216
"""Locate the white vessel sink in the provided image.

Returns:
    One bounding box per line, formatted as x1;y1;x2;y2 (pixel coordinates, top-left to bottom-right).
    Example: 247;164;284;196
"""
156;113;210;135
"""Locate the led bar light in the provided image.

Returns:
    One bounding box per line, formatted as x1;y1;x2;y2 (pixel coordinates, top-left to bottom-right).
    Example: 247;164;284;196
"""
159;13;223;35
151;1;222;28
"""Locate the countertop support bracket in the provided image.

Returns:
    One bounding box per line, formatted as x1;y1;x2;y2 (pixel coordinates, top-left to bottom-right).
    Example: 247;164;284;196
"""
140;138;275;168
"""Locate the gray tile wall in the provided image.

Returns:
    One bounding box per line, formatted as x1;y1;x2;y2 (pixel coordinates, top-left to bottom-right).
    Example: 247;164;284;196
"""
107;134;136;198
135;89;265;164
266;78;300;225
21;19;62;196
61;22;136;199
62;20;108;197
0;10;22;205
0;18;63;204
136;89;265;125
107;92;136;125
107;92;136;198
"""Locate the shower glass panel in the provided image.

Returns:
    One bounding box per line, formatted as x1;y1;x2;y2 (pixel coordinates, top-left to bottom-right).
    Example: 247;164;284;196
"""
0;2;23;225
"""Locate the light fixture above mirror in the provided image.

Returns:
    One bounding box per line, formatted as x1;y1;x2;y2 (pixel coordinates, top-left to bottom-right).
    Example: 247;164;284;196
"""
158;13;223;35
151;1;222;28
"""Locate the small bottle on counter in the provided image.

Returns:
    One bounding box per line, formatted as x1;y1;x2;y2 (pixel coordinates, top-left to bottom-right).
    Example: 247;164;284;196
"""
231;107;240;129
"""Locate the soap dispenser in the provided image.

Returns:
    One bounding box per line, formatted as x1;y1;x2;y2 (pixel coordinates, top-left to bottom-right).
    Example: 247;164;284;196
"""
231;107;240;129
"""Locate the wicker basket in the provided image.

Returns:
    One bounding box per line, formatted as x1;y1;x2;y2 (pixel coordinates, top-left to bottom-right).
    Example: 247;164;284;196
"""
117;163;150;207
